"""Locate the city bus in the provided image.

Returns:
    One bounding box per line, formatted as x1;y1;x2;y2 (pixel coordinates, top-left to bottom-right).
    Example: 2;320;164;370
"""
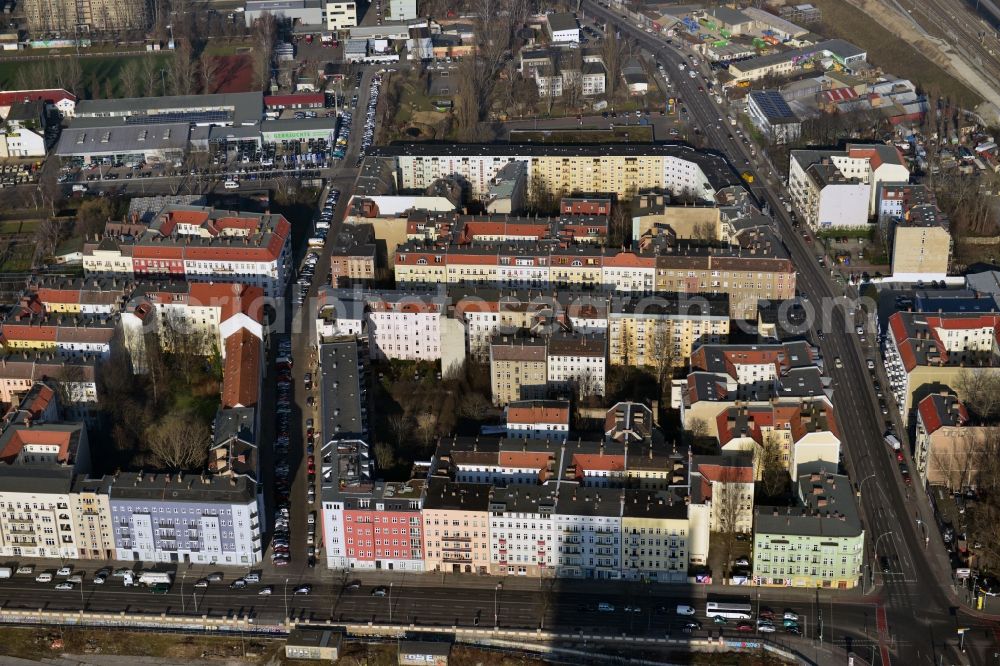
705;601;753;620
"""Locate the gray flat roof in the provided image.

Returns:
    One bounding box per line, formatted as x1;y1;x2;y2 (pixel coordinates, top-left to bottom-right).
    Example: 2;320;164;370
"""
56;122;190;156
74;92;263;127
109;471;258;504
320;340;366;440
261;117;338;134
0;465;75;494
755;468;861;538
548;12;579;32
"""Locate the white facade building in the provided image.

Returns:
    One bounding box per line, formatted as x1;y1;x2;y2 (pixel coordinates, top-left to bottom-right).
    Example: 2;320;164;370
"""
553;487;622;579
546;333;606;398
488;485;558;576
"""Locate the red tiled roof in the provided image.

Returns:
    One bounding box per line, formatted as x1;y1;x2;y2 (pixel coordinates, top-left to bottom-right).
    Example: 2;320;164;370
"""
498;451;552;469
917;394;943;435
0;428;74;463
572;453;625;472
222;329;261;409
507;402;570;425
0;89;76;108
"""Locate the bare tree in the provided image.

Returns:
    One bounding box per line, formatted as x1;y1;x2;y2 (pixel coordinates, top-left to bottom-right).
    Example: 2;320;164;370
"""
387;413;409;449
601;28;626;100
759;433;788;497
373;441;395;470
453;0;529;138
200;52;221;94
146;409;211;470
32;217;62;264
120;60;142;98
250;12;277;91
169;38;197;95
650;323;677;403
686;416;709;444
714;462;751;581
457;392;491;420
141;56;161;96
415;412;438;451
956;370;1000;420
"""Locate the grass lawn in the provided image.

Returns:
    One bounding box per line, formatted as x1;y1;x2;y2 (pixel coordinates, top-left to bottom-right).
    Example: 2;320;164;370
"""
811;0;981;108
510;126;655;143
202;39;254;57
0;53;174;97
0;220;36;234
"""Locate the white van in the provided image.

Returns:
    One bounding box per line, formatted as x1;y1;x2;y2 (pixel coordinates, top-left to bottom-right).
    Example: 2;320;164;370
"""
35;573;53;583
224;180;240;189
597;602;615;612
676;605;696;615
72;184;88;193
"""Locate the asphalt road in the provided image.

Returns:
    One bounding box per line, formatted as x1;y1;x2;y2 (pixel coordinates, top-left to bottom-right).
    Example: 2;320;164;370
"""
583;2;1000;664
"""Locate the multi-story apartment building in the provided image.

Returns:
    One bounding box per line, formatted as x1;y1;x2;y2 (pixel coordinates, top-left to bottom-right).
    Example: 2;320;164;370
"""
0;409;90;560
620;490;690;583
914;392;992;491
0;305;116;359
681;340;828;432
366;294;443;361
375;143;739;201
313;288;444;361
888;201;952;281
27;276;129;314
608;293;730;367
24;0;149;33
70;474;117;560
82;206;292;298
488;483;558;576
553;486;622;579
0;353;99;420
451;287;608;360
120;282;265;366
653;237;796;320
883;312;1000;416
394;226;792;322
753;466;864;589
109;472;263;565
715;400;841;480
546;331;606;398
789;145;909;227
330;224;377;287
319;338;425;572
690;452;755;534
421;478;492;574
505;400;571;442
489;335;548;406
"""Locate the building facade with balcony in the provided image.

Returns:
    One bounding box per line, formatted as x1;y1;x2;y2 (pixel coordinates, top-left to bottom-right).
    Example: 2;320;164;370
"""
0;417;89;560
621;490;690;582
488;484;558;576
70;474;116;560
108;472;263;565
553;486;622;579
421;479;491;574
753;466;864;589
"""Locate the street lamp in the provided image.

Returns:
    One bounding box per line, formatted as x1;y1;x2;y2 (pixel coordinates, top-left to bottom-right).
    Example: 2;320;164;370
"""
388;581;394;624
284;578;289;620
181;571;186;613
494;582;502;628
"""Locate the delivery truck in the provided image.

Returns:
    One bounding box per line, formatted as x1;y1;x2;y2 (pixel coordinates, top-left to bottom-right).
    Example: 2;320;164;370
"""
123;571;173;587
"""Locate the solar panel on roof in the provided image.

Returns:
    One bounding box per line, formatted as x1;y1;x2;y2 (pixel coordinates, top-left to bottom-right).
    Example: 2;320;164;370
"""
124;110;231;125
